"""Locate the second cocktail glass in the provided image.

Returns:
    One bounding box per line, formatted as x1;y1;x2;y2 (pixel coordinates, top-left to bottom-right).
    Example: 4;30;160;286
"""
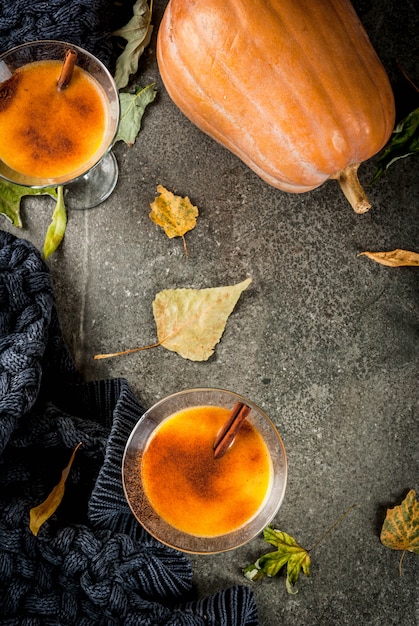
122;388;288;554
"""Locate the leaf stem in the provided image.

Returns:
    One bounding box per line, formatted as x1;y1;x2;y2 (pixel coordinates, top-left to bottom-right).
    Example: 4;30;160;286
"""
399;550;406;577
94;340;161;360
308;503;357;553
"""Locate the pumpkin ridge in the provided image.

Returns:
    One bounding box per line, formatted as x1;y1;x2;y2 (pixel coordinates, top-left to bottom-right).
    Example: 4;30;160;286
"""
287;6;358;165
159;0;330;187
259;2;354;173
267;0;390;170
156;5;307;187
160;54;320;191
226;0;344;177
324;0;395;159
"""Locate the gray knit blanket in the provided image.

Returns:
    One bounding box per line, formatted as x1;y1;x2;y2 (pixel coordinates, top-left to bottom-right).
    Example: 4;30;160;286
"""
0;1;258;623
0;0;114;65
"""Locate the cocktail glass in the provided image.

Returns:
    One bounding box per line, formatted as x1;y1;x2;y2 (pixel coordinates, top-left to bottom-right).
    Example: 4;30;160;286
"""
122;388;288;554
0;40;120;210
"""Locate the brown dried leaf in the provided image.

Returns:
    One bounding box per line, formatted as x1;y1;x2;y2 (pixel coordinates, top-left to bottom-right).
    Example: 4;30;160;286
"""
153;278;252;361
358;249;419;267
29;442;82;536
149;185;198;256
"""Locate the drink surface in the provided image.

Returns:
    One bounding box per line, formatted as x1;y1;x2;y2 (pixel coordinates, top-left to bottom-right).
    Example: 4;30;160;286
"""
141;405;272;537
0;60;108;179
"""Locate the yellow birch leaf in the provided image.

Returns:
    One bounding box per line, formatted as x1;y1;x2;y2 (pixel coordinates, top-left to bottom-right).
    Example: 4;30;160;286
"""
149;185;198;256
380;489;419;575
358;249;419;267
152;278;252;361
93;278;252;361
29;442;82;536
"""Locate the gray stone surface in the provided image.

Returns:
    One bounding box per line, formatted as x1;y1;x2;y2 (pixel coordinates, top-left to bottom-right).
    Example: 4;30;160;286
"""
1;1;418;624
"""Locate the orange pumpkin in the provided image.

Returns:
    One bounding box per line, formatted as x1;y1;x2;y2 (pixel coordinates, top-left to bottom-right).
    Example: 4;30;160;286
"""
157;0;395;212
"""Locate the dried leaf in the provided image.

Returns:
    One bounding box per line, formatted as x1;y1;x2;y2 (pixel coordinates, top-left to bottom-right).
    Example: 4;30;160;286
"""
43;186;67;259
243;526;311;594
115;83;157;146
113;0;153;89
371;107;419;183
149;185;199;256
94;278;252;361
380;490;419;574
152;278;252;361
358;249;419;267
0;178;57;228
29;442;82;536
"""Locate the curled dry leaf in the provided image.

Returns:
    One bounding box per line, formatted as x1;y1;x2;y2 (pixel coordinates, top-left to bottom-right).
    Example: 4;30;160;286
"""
380;489;419;575
149;185;199;256
113;0;154;89
358;249;419;267
29;442;82;536
43;186;67;259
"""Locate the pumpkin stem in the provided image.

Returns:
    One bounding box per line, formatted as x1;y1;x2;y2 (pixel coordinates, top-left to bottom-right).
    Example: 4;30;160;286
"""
333;163;371;214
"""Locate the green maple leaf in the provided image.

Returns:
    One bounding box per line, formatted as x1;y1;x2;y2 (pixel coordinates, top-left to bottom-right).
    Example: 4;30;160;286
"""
0;179;57;228
113;0;154;89
115;83;157;146
244;506;355;593
371;108;419;182
243;526;311;594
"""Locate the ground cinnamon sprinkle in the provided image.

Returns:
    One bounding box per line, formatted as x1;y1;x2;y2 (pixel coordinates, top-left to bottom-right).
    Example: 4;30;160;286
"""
0;60;107;179
0;73;21;112
139;406;272;537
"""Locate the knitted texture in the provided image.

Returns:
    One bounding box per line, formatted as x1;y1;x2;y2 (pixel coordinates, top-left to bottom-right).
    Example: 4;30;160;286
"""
0;0;114;66
0;231;259;625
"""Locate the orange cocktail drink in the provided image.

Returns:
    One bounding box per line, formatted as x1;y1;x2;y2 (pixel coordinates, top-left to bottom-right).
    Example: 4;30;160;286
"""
123;388;287;553
0;59;109;180
141;405;272;537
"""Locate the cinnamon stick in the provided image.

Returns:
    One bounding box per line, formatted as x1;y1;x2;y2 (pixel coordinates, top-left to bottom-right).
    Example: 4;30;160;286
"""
213;402;251;460
57;49;77;91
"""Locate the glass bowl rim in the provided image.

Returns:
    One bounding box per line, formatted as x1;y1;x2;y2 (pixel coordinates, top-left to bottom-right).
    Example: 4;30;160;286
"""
122;387;288;554
0;39;120;188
